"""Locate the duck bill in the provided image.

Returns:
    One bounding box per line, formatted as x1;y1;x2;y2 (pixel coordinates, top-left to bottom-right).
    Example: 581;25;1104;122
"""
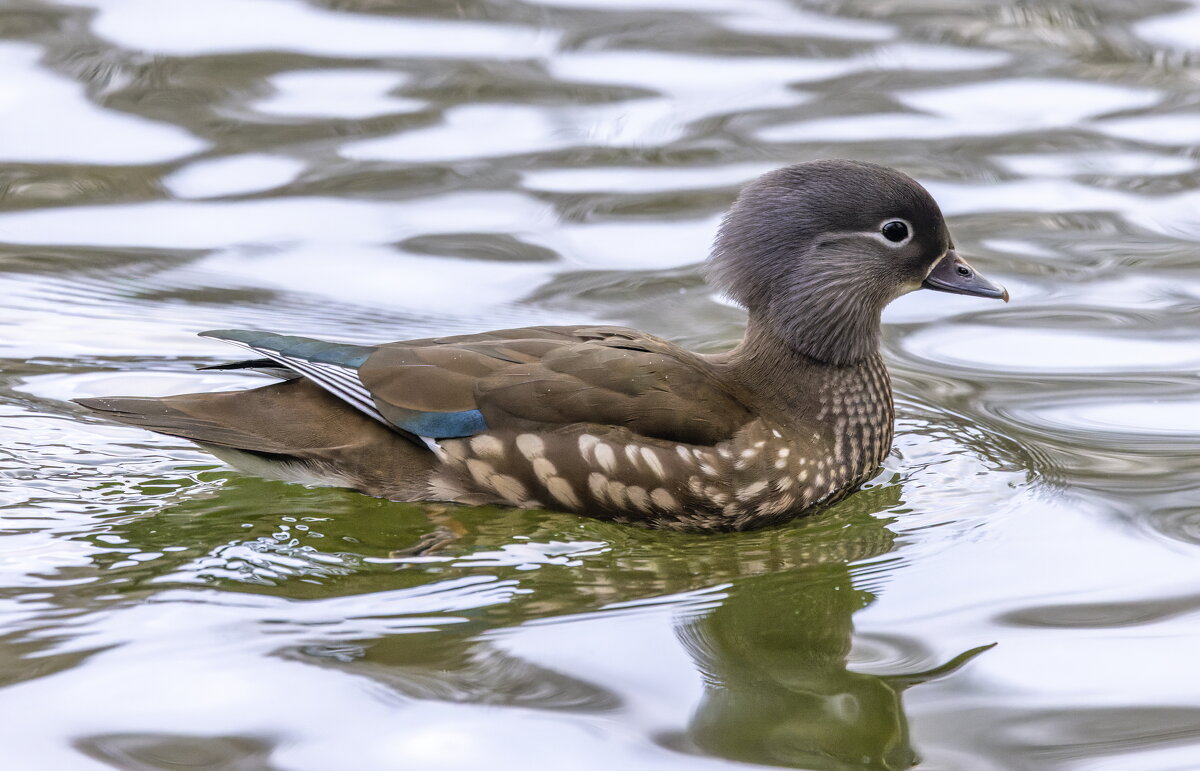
922;250;1009;302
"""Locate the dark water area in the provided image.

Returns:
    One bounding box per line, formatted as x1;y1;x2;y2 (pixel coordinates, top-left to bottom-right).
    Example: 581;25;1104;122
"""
1;0;1199;768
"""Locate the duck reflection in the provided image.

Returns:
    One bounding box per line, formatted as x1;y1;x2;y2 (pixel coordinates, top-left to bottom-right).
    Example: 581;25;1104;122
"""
85;469;992;769
680;564;992;769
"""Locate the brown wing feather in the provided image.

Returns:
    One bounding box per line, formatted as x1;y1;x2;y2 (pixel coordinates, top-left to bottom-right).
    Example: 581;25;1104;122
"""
357;326;596;414
477;344;752;445
354;325;752;445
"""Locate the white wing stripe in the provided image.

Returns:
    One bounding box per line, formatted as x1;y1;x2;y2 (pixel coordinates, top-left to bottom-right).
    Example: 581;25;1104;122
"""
295;362;382;419
215;339;388;425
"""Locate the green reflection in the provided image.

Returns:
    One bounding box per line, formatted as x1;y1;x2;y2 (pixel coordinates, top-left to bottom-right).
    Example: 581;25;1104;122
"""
66;467;992;768
682;565;992;770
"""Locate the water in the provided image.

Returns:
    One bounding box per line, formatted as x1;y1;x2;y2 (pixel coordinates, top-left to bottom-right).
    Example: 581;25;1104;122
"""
1;0;1198;768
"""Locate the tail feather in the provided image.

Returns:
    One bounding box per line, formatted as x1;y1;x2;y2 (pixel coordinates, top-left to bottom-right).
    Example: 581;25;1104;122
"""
74;394;294;454
74;378;435;499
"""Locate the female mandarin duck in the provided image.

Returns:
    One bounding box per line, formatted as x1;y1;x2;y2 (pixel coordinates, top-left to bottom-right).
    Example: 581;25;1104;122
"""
77;160;1007;532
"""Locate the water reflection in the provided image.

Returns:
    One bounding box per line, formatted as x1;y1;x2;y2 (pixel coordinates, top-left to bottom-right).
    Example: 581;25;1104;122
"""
683;567;992;769
23;442;1007;769
2;0;1200;766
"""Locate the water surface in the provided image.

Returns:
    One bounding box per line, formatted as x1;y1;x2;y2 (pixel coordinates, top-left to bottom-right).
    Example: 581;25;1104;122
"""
1;0;1199;768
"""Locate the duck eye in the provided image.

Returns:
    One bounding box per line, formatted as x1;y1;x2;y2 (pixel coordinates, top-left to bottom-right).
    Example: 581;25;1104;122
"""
881;221;909;242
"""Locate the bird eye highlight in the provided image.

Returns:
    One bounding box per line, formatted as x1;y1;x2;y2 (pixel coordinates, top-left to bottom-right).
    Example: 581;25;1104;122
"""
881;220;909;243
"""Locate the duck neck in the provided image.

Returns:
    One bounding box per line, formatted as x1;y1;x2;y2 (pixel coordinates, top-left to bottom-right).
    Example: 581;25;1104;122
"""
772;284;885;366
716;315;883;415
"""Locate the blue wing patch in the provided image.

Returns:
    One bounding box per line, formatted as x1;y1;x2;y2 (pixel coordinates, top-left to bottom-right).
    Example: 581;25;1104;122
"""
374;401;488;439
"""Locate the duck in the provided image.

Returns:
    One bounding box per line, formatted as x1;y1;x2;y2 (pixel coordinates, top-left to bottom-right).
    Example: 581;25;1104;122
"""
75;160;1007;532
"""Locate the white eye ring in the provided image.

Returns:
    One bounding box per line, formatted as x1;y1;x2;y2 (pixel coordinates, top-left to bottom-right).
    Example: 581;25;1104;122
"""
867;218;913;248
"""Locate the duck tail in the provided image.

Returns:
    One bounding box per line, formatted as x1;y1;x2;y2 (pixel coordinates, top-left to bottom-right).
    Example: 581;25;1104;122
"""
74;378;435;498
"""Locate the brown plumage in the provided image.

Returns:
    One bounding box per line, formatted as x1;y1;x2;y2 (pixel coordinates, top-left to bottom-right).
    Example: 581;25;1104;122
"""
75;160;1007;532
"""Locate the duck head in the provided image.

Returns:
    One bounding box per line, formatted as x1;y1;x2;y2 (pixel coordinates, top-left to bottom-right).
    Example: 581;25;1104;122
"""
708;160;1007;366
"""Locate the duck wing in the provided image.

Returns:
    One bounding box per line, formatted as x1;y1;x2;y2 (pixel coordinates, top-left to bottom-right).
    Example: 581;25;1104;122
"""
201;325;752;447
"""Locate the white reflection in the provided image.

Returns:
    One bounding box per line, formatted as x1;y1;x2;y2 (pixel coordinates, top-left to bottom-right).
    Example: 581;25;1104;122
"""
348;47;844;162
1090;113;1200;147
491;608;708;734
343;105;593;162
903;325;1200;372
1136;0;1200;51
549;43;1007;117
343;92;814;162
926;180;1200;244
197;245;557;313
760;113;977;143
529;216;721;270
900;78;1159;126
521;162;776;193
1036;400;1200;435
0;42;203;164
855;42;1011;71
761;78;1160;143
994;151;1198;177
859;495;1200;711
922;179;1138;216
163;154;306;199
719;6;894;40
530;0;893;41
63;0;559;59
341;96;786;162
0;582;734;771
448;540;609;570
254;70;426;120
0;192;553;249
23;371;265;401
549;50;856;90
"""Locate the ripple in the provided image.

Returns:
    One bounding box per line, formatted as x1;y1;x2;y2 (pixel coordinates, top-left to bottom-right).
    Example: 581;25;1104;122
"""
1031;400;1200;437
882;412;1032;553
342;94;809;162
998;590;1200;629
549;43;1009;103
1149;507;1200;548
386;540;611;570
533;0;895;42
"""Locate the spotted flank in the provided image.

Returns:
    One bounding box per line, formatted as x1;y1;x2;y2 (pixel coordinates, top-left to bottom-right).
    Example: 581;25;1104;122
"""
431;365;892;532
